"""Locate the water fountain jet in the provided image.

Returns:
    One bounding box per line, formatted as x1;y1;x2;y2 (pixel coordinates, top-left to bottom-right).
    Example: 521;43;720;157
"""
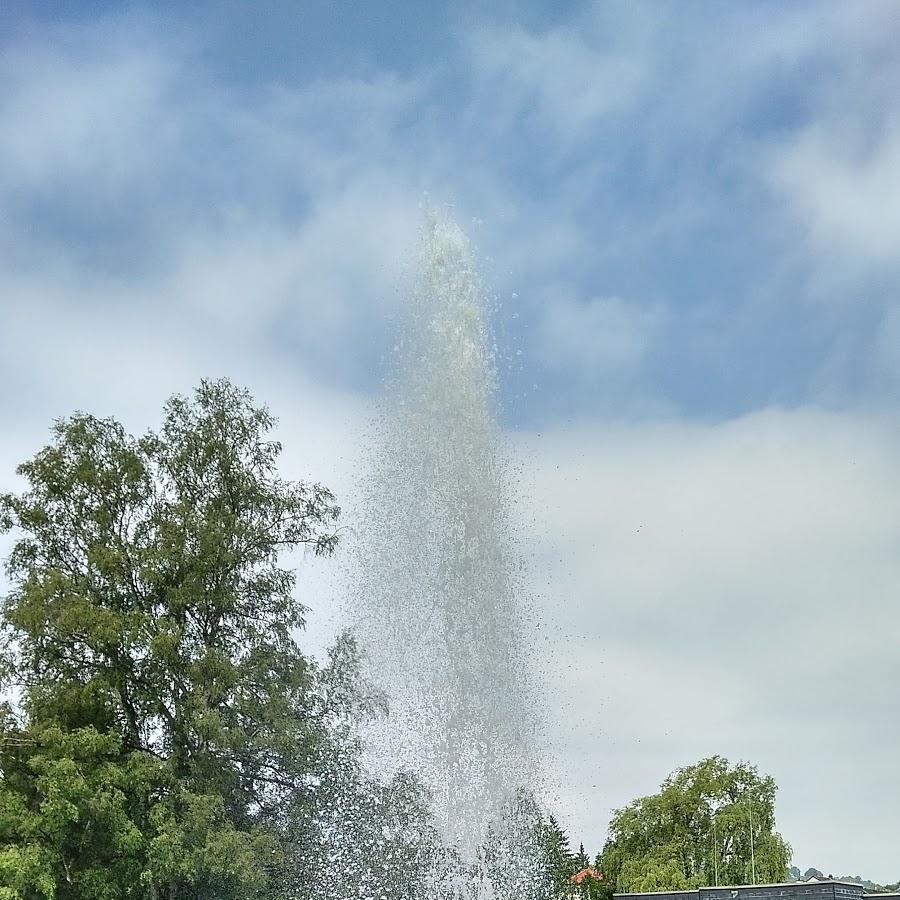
349;212;548;899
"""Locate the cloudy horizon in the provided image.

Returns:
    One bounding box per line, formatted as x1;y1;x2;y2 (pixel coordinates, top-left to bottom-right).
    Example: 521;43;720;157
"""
2;0;900;882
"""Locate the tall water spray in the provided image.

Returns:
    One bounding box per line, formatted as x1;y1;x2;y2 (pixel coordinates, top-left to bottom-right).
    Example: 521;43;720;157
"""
351;213;547;897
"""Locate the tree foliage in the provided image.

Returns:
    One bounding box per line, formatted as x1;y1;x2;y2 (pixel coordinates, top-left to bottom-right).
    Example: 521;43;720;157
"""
0;380;347;899
542;815;573;898
601;756;791;893
272;633;449;900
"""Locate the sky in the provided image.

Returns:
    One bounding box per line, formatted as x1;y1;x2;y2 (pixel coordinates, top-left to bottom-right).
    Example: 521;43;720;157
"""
2;0;900;882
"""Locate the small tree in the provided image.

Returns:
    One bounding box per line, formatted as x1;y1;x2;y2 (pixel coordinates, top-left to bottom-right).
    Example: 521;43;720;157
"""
601;756;791;892
574;844;590;871
542;815;574;898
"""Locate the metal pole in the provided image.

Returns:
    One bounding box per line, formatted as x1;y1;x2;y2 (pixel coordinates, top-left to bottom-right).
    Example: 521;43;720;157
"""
748;801;756;884
713;816;719;887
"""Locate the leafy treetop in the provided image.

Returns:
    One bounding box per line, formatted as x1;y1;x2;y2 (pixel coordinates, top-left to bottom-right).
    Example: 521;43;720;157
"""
0;379;344;899
601;756;792;893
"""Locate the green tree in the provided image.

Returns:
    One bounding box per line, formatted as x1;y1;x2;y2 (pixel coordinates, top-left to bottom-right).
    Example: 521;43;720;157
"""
541;816;574;899
270;633;450;900
0;716;157;899
601;756;792;893
479;789;553;900
0;380;342;899
570;846;609;900
589;853;616;900
574;844;589;871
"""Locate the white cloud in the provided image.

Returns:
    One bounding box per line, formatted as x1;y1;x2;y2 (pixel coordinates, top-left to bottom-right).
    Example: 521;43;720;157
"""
0;17;430;238
0;18;432;386
0;42;178;191
873;303;900;388
467;20;651;140
759;1;900;269
536;293;664;379
164;173;421;339
769;122;900;265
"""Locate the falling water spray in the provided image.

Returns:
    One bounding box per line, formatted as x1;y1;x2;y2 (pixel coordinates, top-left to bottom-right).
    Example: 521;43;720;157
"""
350;212;549;898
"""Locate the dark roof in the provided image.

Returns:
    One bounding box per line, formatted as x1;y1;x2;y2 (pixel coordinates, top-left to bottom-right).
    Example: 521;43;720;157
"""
616;881;868;897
